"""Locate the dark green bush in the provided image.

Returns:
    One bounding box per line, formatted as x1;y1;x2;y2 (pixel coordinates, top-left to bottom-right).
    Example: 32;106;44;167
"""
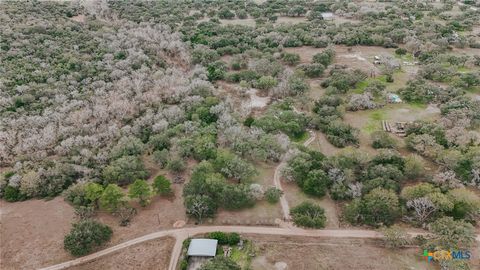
291;202;326;228
64;220;112;256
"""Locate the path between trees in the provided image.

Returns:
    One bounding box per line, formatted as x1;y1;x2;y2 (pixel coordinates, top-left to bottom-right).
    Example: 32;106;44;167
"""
39;224;480;270
273;130;316;221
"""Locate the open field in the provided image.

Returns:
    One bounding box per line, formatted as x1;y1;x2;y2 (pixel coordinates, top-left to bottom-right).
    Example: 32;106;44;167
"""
285;45;397;74
250;235;429;270
283;182;340;228
67;237;174;270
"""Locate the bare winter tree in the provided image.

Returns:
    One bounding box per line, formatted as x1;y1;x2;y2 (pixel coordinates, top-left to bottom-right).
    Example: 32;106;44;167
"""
348;182;363;198
432;170;463;189
406;197;437;226
470;168;480;188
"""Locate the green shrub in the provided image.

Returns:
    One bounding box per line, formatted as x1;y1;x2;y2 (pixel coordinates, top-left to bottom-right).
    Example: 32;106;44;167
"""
298;63;325;78
291;202;326;228
371;131;397;149
256;75;278;91
64;220;112;256
3;185;25;202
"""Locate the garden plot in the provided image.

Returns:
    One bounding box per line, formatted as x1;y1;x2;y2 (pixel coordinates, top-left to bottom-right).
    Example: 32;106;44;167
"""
283;182;340;228
345;103;441;136
250;235;429;270
275;16;307;24
96;183;188;244
1;198;74;270
218;82;271;115
213;163;282;226
220;18;256;27
285;45;398;74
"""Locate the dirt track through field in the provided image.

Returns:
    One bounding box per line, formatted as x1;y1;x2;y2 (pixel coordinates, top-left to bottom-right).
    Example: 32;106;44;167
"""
38;224;480;270
36;113;480;270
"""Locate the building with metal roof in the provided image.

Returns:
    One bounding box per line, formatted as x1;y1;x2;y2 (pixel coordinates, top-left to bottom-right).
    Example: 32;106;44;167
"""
187;239;218;257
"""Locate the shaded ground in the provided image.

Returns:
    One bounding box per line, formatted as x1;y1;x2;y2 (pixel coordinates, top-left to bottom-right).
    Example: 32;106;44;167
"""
67;237;174;270
213;162;282;226
250;235;429;270
308;131;341;157
0;197;74;270
214;201;282;227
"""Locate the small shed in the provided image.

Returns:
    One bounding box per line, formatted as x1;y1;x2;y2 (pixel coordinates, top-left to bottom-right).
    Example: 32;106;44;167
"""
187;239;218;257
321;12;334;20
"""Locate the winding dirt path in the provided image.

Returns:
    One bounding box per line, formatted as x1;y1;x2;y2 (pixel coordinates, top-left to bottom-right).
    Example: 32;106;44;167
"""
39;223;480;270
273;130;316;221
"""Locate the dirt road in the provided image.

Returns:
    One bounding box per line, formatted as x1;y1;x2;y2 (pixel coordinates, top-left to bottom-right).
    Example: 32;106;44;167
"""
38;226;389;270
38;224;480;270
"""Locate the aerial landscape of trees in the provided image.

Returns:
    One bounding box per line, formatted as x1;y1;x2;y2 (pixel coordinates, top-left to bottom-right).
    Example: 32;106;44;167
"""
0;0;479;269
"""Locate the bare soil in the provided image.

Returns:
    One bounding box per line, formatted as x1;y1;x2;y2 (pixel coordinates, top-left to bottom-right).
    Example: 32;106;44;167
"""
96;186;187;246
250;235;430;270
308;131;342;156
211;163;282;225
0;197;74;270
67;237;174;270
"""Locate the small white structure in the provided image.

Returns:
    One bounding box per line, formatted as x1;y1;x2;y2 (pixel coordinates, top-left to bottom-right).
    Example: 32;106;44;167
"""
386;93;402;103
187;239;218;257
321;12;334;20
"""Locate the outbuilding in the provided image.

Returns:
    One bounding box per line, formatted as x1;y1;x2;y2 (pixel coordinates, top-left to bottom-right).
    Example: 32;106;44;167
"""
321;12;334;20
187;239;218;258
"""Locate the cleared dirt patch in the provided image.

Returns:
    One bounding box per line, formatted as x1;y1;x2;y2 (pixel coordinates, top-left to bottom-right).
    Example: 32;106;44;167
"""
220;18;256;27
97;185;187;246
67;237;174;270
0;197;74;270
305;131;341;157
250;235;429;270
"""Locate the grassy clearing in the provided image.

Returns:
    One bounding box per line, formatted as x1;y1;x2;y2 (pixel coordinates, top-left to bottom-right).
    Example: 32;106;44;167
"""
362;109;387;134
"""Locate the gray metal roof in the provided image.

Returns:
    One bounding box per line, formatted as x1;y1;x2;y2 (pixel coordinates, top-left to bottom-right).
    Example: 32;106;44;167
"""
187;239;218;257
